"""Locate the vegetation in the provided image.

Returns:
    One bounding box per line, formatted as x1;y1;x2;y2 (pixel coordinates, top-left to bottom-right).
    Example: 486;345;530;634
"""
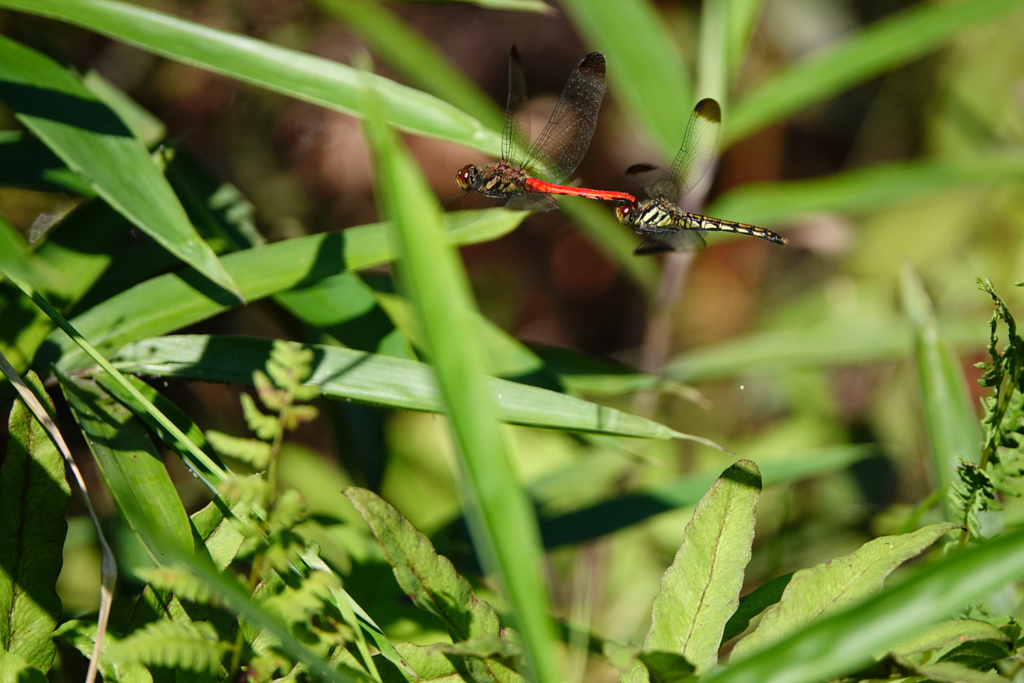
2;1;1024;682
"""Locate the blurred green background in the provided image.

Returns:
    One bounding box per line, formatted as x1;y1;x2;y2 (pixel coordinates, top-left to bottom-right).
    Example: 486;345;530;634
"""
3;0;1024;678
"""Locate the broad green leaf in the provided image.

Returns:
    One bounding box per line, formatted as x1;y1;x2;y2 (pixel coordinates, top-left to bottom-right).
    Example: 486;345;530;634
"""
344;489;522;683
316;0;502;131
540;445;872;547
644;460;761;675
725;0;1024;144
0;0;502;156
730;522;958;661
0;371;70;671
900;265;982;515
704;526;1024;683
892;619;1010;659
57;373;194;561
706;156;1024;227
0;35;240;299
0;130;94;195
664;318;984;383
110;334;693;440
560;0;693;155
45;211;526;373
0;651;48;683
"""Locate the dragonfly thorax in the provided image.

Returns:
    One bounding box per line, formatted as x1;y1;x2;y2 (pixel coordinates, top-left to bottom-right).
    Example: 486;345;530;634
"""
622;197;681;229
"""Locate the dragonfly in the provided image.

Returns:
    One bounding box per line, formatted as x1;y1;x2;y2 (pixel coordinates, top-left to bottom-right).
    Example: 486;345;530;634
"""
615;98;788;254
454;46;635;211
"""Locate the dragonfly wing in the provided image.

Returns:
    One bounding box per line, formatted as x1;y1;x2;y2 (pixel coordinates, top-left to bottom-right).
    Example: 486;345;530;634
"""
502;46;532;168
520;52;606;183
625;163;681;201
668;98;721;199
635;228;707;255
506;193;557;212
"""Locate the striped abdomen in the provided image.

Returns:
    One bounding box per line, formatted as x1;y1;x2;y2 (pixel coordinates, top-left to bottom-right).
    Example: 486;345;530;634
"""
624;198;787;246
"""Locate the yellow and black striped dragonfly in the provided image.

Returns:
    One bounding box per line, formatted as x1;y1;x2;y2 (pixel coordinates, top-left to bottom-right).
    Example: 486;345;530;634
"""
615;98;788;255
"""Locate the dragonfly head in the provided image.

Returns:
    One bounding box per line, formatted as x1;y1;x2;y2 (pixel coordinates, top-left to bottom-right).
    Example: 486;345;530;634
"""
614;201;635;225
455;164;481;191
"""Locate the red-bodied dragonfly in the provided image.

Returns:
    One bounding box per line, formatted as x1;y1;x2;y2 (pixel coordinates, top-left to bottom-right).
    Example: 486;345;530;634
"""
615;98;788;254
454;47;634;211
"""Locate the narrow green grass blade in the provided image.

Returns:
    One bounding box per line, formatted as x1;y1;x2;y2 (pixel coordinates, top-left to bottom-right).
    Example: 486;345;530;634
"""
0;35;241;300
110;334;692;441
0;372;70;672
704;526;1024;683
0;0;502;155
540;445;871;547
644;461;760;675
725;0;1024;144
57;373;194;562
427;0;551;10
731;523;957;660
725;0;763;78
697;0;729;104
707;155;1024;226
316;0;502;132
665;318;983;383
900;265;981;511
44;211;526;372
560;0;693;154
361;75;559;683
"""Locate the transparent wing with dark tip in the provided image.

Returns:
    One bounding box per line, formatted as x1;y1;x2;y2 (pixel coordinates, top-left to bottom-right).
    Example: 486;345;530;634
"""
502;45;532;169
635;228;707;255
626;98;722;203
667;98;721;200
519;52;607;184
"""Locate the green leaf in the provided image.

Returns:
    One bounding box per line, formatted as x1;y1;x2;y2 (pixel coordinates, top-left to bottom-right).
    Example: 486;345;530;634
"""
730;522;958;661
901;265;982;517
664;318;983;383
725;0;1024;144
0;651;48;683
892;619;1011;659
345;487;500;640
57;373;194;561
316;0;502;132
206;430;272;469
0;371;70;672
560;0;693;155
0;130;94;195
643;460;761;675
344;488;520;683
706;155;1024;227
540;445;873;547
45;211;526;373
0;35;240;299
721;573;793;645
110;334;692;440
52;621;154;683
703;526;1024;683
0;0;502;155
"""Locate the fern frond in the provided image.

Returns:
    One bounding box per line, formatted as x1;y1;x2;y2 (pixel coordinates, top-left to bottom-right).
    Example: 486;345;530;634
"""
107;621;228;673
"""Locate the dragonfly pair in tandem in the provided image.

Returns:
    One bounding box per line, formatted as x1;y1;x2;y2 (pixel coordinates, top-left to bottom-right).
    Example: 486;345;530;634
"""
453;48;788;255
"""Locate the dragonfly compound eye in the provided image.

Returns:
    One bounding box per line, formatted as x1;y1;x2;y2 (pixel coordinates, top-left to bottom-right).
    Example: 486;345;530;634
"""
614;202;634;224
455;164;479;190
